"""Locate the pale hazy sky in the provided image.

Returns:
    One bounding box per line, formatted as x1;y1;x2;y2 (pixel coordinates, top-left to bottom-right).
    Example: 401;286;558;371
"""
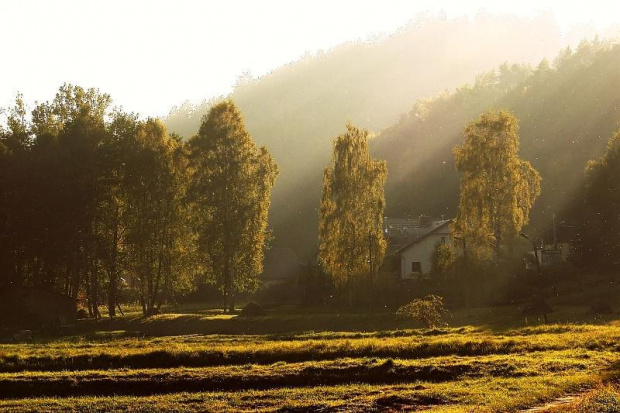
0;0;618;117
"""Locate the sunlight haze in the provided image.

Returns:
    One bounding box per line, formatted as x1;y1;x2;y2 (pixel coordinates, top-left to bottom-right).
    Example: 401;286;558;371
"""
2;2;620;410
0;0;618;116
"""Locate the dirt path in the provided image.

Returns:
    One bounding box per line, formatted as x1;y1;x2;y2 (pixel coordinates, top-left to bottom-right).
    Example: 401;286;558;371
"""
521;392;586;412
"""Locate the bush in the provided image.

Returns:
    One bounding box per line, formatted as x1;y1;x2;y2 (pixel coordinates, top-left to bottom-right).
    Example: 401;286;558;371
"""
396;294;450;328
590;300;614;315
238;302;266;317
521;297;553;321
76;309;89;319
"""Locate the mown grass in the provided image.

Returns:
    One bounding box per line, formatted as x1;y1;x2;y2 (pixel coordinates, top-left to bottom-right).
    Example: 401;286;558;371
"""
1;323;619;372
0;374;599;412
0;349;610;399
553;384;620;412
1;308;620;412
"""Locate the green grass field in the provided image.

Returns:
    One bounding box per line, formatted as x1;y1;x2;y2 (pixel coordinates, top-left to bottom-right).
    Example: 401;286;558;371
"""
1;304;620;412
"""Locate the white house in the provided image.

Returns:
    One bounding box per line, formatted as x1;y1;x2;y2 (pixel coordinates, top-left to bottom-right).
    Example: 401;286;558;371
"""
396;220;452;280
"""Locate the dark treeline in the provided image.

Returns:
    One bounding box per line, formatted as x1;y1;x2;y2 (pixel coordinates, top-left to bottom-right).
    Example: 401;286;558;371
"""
0;86;275;316
2;37;619;318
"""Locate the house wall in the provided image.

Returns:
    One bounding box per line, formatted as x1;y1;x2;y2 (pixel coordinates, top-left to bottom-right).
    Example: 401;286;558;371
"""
400;232;451;279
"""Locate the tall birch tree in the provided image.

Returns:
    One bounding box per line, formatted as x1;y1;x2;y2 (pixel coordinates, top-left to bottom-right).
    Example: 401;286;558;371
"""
318;123;387;305
453;109;541;260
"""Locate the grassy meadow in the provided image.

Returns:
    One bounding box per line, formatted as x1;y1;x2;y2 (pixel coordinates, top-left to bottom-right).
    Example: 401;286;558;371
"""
1;302;620;412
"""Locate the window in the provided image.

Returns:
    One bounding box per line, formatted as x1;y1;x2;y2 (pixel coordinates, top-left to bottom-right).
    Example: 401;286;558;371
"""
440;237;446;245
411;262;422;273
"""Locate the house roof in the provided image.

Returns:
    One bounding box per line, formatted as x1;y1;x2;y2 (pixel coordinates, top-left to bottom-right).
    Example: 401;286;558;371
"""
395;220;452;254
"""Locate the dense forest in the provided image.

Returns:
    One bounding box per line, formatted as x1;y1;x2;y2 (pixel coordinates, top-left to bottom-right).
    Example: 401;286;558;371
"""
0;90;275;316
376;38;620;236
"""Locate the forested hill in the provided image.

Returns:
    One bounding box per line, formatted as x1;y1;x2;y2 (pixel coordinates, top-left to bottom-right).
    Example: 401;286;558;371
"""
165;14;564;258
374;39;620;233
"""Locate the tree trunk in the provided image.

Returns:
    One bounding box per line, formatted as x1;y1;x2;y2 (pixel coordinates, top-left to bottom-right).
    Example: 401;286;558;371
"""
228;264;235;313
150;243;164;314
108;276;117;317
108;207;119;318
348;275;353;308
223;287;228;314
229;293;235;313
223;262;229;314
91;259;101;319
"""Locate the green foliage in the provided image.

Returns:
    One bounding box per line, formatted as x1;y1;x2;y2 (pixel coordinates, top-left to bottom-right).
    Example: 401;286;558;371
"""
374;39;619;238
579;130;620;271
188;100;278;311
397;294;450;328
165;15;563;259
429;242;457;277
453;109;541;260
0;85;194;317
318;123;387;294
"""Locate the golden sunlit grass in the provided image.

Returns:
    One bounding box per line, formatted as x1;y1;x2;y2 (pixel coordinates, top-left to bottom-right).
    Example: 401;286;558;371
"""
1;310;619;412
0;373;600;412
552;384;620;412
2;322;619;372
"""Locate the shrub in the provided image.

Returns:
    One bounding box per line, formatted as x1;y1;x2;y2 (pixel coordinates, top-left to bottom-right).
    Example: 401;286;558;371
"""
396;294;450;328
429;243;456;278
238;302;266;317
76;309;89;319
521;297;553;323
590;300;614;315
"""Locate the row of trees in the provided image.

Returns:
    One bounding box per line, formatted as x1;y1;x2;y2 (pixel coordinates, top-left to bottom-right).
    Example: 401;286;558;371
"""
0;86;276;316
448;108;620;279
2;85;616;315
317;110;543;306
306;41;614;311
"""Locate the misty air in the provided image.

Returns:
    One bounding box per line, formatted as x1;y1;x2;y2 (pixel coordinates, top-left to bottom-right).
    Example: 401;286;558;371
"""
0;1;619;411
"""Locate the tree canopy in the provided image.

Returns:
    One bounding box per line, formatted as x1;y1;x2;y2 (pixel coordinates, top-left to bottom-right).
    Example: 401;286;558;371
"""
188;100;278;312
0;85;194;317
453;109;541;259
318;123;387;302
579;129;620;271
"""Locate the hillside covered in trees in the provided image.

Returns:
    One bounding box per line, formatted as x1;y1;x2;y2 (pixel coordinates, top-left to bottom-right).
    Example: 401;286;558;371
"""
165;14;566;257
375;39;620;236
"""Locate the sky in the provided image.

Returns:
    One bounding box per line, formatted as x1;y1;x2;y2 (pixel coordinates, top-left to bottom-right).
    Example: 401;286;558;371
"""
0;0;619;117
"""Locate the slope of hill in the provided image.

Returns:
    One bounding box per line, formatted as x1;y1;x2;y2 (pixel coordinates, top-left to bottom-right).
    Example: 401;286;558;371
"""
166;14;568;257
374;39;620;234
